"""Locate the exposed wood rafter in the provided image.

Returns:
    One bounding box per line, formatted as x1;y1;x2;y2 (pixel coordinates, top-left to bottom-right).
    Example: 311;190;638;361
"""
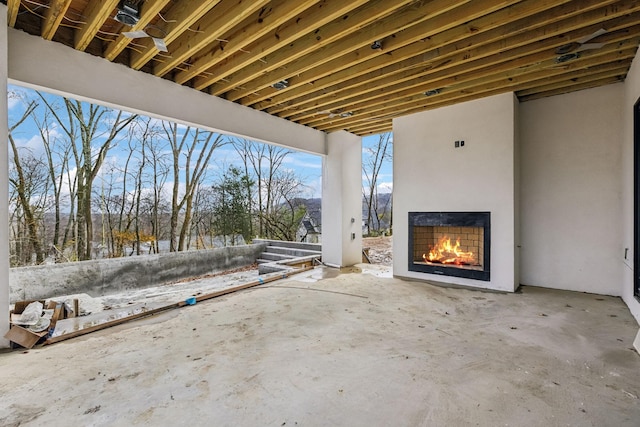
42;0;73;40
234;0;529;105
74;0;120;51
8;0;640;137
152;0;271;77
129;1;222;70
264;0;609;116
7;0;20;27
190;0;371;92
173;0;321;85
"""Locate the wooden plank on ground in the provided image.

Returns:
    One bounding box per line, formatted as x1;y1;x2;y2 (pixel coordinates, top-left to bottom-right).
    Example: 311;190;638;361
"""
44;266;314;345
45;302;174;344
178;267;313;306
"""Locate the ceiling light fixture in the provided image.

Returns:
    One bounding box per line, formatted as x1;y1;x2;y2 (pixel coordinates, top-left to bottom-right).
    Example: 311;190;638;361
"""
555;53;580;63
371;40;382;50
340;112;353;118
272;80;289;90
114;0;141;26
424;89;441;96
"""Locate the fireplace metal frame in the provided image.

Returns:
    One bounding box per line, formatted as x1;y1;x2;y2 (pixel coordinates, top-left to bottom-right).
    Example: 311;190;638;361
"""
408;212;491;281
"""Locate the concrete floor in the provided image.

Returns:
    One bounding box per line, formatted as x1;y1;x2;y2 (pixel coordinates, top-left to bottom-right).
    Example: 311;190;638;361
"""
1;265;639;426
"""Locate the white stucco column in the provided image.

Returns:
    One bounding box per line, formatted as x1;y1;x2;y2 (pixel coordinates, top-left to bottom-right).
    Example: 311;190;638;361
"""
321;131;362;267
1;3;11;347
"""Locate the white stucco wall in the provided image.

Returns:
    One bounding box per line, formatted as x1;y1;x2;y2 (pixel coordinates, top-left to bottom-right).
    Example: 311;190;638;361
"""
622;54;640;323
7;28;326;156
519;84;623;296
321;131;362;267
393;93;518;292
1;4;10;347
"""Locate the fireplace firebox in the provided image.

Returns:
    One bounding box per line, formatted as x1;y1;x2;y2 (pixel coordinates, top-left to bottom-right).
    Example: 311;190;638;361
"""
408;212;491;281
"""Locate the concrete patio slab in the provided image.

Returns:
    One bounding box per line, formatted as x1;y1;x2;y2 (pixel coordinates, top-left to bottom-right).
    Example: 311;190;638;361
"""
0;265;638;426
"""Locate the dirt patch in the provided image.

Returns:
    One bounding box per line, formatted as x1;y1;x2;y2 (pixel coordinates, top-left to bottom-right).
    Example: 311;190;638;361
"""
363;235;393;266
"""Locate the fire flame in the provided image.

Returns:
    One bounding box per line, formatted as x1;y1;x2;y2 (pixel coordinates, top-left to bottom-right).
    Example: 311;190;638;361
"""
423;236;476;265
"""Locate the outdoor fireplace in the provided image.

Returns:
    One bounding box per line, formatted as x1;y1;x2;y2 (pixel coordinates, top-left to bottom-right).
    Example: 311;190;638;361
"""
408;212;490;281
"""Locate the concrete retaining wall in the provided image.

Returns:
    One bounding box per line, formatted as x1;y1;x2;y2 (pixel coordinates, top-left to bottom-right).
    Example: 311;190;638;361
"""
10;243;267;302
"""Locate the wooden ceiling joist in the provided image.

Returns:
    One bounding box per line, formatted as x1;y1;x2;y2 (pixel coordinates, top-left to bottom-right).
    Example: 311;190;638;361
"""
190;0;371;92
211;0;417;98
7;0;20;27
172;0;322;85
152;0;271;78
263;0;623;116
243;0;564;108
129;1;222;70
315;47;637;132
42;0;73;40
516;63;632;96
74;0;120;51
291;19;640;126
228;0;518;103
310;43;638;131
518;75;624;101
8;0;640;136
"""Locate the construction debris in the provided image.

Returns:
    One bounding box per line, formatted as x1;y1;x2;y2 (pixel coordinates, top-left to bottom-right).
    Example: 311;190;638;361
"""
4;298;78;349
4;266;314;349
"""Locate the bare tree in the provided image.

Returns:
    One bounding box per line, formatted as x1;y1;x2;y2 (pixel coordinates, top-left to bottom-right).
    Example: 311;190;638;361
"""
362;132;392;235
233;139;294;239
163;122;226;251
262;169;309;241
8;101;48;264
30;101;73;260
40;94;138;260
144;131;171;253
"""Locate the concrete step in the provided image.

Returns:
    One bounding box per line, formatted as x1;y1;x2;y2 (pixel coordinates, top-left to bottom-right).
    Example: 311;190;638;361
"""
253;239;321;253
254;239;322;276
266;246;321;257
259;252;296;261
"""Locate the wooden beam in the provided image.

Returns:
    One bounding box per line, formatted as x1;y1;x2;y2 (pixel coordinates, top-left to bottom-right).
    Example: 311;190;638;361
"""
74;0;120;51
295;21;640;126
129;1;222;70
279;0;595;119
288;10;640;125
310;45;637;131
211;0;428;101
103;0;172;61
516;65;630;96
264;0;618;116
314;47;636;132
45;266;314;345
360;73;625;131
190;0;370;91
425;73;626;112
263;0;635;111
349;121;393;136
7;0;20;27
153;0;271;77
236;0;539;106
41;0;73;40
225;0;497;102
173;0;321;85
519;76;624;102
